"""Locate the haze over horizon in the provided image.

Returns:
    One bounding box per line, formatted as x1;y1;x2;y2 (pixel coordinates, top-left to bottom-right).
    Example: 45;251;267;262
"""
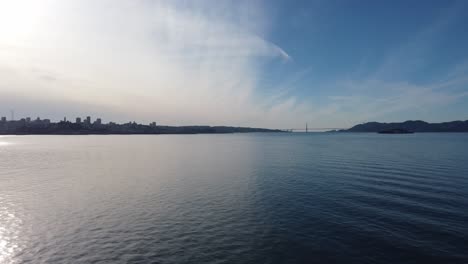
1;0;468;129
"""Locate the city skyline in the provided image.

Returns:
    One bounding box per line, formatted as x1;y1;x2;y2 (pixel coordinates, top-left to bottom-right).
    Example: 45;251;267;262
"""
1;0;468;128
0;113;140;126
0;112;285;135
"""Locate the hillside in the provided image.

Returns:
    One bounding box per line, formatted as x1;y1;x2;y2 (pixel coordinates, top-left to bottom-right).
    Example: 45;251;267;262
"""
346;120;468;132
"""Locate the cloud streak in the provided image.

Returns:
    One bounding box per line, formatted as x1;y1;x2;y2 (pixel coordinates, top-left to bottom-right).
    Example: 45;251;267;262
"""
0;0;298;127
1;0;467;128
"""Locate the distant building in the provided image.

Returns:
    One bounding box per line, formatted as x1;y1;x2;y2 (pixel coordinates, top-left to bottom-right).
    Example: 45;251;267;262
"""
86;116;91;125
1;117;6;122
63;117;67;122
150;122;157;127
76;117;81;124
36;117;41;122
26;117;31;123
43;119;50;124
94;118;102;125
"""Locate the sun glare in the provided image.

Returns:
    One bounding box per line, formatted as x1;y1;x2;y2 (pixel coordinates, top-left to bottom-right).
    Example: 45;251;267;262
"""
0;0;52;44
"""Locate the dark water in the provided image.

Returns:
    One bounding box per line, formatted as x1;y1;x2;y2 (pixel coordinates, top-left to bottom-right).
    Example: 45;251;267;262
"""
1;133;467;264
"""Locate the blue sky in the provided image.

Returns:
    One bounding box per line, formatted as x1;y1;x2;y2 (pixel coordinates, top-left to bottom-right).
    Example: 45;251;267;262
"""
0;0;467;128
258;0;468;126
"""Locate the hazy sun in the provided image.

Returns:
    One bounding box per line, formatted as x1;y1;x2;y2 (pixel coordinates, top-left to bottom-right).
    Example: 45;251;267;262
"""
0;0;53;44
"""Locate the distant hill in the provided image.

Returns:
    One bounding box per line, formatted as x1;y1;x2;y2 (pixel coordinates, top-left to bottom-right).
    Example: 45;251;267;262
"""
345;120;468;133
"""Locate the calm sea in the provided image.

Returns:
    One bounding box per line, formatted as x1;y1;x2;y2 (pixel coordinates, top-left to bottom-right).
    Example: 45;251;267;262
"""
1;133;467;264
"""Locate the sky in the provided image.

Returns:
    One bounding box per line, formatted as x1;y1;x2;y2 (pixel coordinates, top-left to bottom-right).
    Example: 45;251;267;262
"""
1;0;468;129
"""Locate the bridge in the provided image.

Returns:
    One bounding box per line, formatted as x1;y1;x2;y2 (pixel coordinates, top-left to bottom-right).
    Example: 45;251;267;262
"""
281;128;346;132
280;123;347;132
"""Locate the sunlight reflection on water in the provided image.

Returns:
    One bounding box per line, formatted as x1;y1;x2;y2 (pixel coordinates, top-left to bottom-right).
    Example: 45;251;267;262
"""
0;136;12;146
0;202;22;264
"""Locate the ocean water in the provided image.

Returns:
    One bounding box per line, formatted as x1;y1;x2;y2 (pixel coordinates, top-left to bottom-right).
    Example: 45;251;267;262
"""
0;133;467;264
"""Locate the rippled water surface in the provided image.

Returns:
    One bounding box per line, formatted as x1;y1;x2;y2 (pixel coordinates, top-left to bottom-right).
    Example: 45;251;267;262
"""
1;133;467;263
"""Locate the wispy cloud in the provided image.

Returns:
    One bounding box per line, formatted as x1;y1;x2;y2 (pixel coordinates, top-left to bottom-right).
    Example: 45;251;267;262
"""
0;0;297;127
1;0;467;128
